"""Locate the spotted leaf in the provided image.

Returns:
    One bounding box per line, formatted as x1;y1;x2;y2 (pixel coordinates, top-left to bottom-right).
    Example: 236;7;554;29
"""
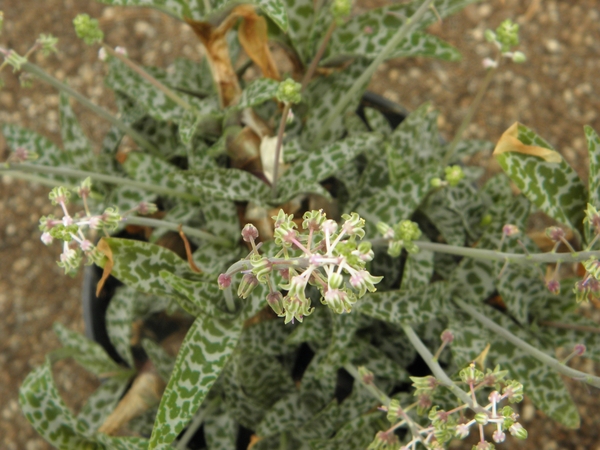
494;123;586;235
358;281;449;325
76;377;130;437
142;338;176;382
149;315;242;448
176;168;271;205
96;434;150;449
235;78;279;110
275;133;382;203
19;359;97;449
59;92;94;170
585;126;600;243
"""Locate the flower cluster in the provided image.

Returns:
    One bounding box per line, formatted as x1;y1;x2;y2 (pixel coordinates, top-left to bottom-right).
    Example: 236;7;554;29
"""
219;210;382;324
377;219;422;257
38;179;156;274
483;19;526;68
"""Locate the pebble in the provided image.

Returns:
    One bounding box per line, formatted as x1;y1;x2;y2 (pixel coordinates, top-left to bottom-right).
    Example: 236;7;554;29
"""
545;39;561;53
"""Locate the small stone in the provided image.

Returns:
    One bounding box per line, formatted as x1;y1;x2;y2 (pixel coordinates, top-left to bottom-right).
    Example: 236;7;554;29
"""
5;224;17;236
545;39;561;53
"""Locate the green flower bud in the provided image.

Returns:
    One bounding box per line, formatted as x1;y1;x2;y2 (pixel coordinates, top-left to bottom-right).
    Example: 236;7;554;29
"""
394;220;421;241
49;224;79;241
251;254;272;283
302;209;326;231
330;0;352;25
328;272;344;290
404;241;420;254
508;423;527;440
276;78;302;104
459;363;484;385
73;14;104;45
430;177;443;187
58;248;83;274
266;291;284;316
238;273;259;299
480;214;493;227
386;399;402;423
511;51;526;63
376;221;394;239
474;412;489;425
100;207;121;232
495;19;519;52
502;380;524;403
444;165;464;187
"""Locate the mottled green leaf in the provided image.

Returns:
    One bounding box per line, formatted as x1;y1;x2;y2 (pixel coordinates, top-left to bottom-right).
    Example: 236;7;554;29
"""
451;139;494;161
275;133;382;203
495;123;586;234
19;359;97;449
282;0;317;63
310;412;382;450
2;123;73;183
496;264;547;324
204;405;238;450
257;0;288;31
76;377;130;437
235;78;279;110
59;92;94;170
585;125;600;243
53;323;127;377
401;236;434;290
176;168;271;205
358;282;449;325
122;152;183;191
238;319;296;356
387;103;442;181
142;338;176;382
302;58;371;145
150;315;242;448
101;238;206;299
96;434;150;450
364;107;392;135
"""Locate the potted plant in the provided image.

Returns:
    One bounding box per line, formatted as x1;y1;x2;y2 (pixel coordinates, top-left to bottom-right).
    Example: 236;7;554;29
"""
2;0;600;449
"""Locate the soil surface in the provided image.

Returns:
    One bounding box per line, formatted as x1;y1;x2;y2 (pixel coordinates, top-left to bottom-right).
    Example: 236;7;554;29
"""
1;0;599;449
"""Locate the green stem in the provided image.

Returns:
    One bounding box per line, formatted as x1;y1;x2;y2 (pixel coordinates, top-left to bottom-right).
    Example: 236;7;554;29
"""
343;363;391;406
442;65;498;166
2;162;199;201
370;237;600;265
313;0;434;145
103;44;194;112
123;216;234;248
300;21;337;91
19;60;162;157
453;298;600;389
401;325;479;410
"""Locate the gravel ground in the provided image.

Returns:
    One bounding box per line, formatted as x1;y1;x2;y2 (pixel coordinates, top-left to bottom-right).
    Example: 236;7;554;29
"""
1;1;599;449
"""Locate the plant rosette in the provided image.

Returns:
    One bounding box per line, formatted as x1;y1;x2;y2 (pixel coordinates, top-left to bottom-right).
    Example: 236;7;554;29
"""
2;1;600;450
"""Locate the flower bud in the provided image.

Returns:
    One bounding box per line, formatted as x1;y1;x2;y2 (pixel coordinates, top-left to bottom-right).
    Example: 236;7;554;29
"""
386;399;402;422
508;422;527;440
387;240;403;257
58;247;82;273
495;19;519;52
358;366;374;385
330;0;352;24
395;220;421;241
218;273;232;289
376;221;394;239
482;57;498;69
5;49;28;72
100;207;121;231
302;209;326;231
484;29;496;43
474;412;489;425
583;257;600;281
251;255;272;283
430;177;443;187
545;226;565;242
573;343;586;356
502;380;524;403
328;272;344;290
444;165;464;187
441;329;454;344
241;223;259;242
137;202;158;215
511;51;526;63
73;14;104;45
237;273;258;299
276;78;302;104
49;186;71;206
502;224;519;237
492;429;506;443
41;232;53;245
546;279;560;295
38;33;59;56
584;203;600;233
266;291;284;315
480;214;493;226
455;423;470;439
77;177;92;199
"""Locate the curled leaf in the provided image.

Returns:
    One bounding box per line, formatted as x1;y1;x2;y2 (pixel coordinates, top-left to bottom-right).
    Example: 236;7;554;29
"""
493;122;562;163
96;238;114;297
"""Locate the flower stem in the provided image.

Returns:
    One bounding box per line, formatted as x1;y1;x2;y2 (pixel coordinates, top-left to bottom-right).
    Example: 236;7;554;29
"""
2;162;198;201
300;21;337;91
19;60;162;157
442;64;498;166
314;0;434;145
401;324;478;410
453;297;600;389
123;216;234;248
370;237;600;265
103;44;194;112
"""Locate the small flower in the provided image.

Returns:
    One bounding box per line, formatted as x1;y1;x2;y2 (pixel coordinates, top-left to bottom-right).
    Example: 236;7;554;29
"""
502;224;519;236
49;186;71;206
584;203;600;233
545;226;566;242
41;232;53;245
99;207;121;231
583;257;600;281
358;366;374;385
573;343;586;356
474;412;489;425
349;269;382;297
546;278;560;295
492;429;506;443
4;49;28;72
37;33;59;56
341;212;366;239
395;220;422;242
474;441;495;450
80;239;93;252
276;78;302;104
502;380;524;403
73;14;104;45
302;209;326;231
441;329;454;344
251;255;272;283
455;423;470;439
98;47;107;61
241;223;259;242
77;177;93;199
114;46;127;56
137;202;157;215
386;399;402;422
482;57;498;69
218;273;232;289
58;247;82;273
